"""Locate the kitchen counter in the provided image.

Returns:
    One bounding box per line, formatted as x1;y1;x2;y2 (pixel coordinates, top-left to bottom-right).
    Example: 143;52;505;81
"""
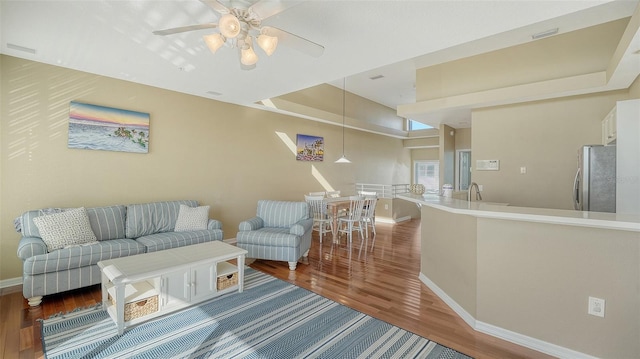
397;192;640;359
398;193;640;232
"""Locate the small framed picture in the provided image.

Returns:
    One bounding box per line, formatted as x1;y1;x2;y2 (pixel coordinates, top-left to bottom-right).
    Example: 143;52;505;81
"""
296;134;324;161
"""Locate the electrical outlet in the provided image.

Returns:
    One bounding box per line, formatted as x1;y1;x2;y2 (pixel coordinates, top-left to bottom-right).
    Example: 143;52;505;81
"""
588;296;605;317
384;204;389;210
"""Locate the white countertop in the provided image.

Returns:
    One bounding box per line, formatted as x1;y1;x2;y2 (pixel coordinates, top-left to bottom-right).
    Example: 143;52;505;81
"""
397;193;640;232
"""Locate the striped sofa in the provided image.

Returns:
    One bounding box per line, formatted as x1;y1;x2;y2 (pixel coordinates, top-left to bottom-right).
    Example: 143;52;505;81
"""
236;200;313;270
16;200;223;306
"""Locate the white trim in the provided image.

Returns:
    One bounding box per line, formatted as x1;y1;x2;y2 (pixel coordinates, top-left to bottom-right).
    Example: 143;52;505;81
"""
476;321;600;359
375;216;411;224
418;273;597;359
0;277;22;289
418;272;476;328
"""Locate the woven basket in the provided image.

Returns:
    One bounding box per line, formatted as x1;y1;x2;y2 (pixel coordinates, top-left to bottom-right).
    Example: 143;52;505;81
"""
217;272;238;290
109;294;158;322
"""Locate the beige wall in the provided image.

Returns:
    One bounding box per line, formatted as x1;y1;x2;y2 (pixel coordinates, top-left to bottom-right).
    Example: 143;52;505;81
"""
471;90;628;209
421;206;477;316
477;218;639;358
0;55;411;281
630;74;640;98
420;203;640;358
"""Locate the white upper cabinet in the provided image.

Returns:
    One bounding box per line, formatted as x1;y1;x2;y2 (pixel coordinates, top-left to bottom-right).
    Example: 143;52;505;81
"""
602;107;617;145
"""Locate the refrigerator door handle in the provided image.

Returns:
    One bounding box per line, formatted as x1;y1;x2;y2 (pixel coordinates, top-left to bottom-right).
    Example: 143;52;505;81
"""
573;168;581;210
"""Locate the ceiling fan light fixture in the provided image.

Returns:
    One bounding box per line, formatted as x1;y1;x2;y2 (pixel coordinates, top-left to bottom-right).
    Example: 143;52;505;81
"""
256;32;278;56
203;33;225;53
219;14;241;38
240;38;258;66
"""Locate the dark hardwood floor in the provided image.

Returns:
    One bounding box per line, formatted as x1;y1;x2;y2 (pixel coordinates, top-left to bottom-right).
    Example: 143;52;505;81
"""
0;219;553;359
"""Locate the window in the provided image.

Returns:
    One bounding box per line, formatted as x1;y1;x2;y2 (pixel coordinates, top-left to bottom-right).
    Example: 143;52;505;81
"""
408;119;433;131
456;150;472;191
414;160;439;194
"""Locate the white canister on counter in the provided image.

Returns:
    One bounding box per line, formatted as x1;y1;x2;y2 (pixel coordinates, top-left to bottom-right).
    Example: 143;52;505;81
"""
442;184;453;197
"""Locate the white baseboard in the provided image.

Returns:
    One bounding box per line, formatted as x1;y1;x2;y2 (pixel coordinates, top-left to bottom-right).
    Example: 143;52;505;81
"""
475;321;599;359
0;277;22;289
418;273;595;359
376;216;412;224
418;273;476;328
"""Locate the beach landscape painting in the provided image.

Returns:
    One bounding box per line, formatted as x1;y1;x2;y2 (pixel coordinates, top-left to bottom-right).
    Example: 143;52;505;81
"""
296;134;324;161
68;101;150;153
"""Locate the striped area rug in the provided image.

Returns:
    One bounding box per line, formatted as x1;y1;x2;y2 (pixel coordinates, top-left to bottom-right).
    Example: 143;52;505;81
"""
41;269;472;359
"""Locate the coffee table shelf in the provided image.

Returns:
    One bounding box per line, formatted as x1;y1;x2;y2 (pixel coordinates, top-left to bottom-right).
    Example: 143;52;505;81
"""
98;241;247;335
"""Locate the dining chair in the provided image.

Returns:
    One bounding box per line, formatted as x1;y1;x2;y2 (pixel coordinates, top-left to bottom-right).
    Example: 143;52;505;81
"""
326;191;341;198
360;195;377;238
304;195;332;243
337;196;366;243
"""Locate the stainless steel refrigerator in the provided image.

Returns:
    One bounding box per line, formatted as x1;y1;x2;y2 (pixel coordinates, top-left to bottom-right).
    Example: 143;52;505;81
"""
573;145;616;213
573;145;616;212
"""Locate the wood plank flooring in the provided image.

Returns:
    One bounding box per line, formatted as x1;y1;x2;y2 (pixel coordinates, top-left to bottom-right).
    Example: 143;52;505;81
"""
0;219;553;359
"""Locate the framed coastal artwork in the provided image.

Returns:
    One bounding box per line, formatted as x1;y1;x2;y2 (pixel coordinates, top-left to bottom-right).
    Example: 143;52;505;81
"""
68;101;150;153
296;134;324;161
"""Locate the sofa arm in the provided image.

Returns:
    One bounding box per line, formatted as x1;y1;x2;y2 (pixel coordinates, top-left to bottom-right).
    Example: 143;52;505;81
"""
238;217;264;231
207;219;222;230
17;236;47;260
290;218;313;236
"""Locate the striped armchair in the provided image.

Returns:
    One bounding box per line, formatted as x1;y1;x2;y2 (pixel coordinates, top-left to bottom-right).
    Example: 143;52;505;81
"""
236;200;313;270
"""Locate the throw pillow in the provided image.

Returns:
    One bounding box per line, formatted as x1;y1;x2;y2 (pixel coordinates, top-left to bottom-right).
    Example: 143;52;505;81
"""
32;207;98;252
174;205;210;232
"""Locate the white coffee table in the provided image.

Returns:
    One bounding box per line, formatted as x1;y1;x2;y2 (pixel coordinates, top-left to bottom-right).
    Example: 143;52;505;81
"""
98;241;247;335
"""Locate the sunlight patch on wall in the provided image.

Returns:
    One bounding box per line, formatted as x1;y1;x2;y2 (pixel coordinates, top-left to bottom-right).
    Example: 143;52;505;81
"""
311;165;335;192
275;131;296;155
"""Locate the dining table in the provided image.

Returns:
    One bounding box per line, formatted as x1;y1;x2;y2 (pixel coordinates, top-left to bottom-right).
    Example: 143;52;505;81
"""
324;196;352;241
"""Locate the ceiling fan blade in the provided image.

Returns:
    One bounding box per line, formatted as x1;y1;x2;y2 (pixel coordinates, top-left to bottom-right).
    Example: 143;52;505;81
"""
200;0;230;15
153;23;218;36
262;26;324;58
249;0;302;20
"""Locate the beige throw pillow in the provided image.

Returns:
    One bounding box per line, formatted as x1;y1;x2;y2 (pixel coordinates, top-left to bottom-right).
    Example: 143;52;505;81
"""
174;205;210;232
33;207;98;252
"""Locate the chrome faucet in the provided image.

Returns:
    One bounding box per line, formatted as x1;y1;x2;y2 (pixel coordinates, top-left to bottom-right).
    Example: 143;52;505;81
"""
468;182;483;202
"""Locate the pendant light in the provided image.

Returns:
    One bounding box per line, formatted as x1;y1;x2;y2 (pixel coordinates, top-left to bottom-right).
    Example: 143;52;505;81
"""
335;78;351;163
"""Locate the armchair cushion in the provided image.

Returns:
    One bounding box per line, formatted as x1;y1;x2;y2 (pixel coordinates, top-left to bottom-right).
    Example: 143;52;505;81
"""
257;200;309;228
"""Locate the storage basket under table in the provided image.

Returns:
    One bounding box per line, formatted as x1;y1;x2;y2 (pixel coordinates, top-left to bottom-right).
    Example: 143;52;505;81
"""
107;280;158;322
216;262;238;290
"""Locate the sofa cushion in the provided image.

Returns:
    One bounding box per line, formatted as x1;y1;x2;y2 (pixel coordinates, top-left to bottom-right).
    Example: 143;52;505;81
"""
174;205;210;232
32;207;98;252
126;200;198;238
86;205;127;241
136;229;223;252
256;200;309;228
23;238;145;275
20;208;69;238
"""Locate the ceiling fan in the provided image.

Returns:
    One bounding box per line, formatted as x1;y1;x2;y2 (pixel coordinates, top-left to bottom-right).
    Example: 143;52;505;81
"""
153;0;324;70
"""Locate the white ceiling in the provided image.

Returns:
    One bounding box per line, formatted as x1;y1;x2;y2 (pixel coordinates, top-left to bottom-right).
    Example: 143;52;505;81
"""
2;0;639;131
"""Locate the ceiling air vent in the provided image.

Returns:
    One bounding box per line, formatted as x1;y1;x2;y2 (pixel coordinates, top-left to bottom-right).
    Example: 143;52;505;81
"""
7;43;36;54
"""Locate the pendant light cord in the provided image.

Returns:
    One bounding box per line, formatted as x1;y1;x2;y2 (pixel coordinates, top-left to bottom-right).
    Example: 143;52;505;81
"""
342;78;346;155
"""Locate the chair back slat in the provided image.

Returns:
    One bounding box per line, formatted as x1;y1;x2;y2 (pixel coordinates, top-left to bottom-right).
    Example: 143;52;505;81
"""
347;196;366;221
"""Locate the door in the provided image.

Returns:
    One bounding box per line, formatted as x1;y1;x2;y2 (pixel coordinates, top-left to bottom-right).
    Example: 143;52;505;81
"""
191;262;216;303
161;268;190;309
